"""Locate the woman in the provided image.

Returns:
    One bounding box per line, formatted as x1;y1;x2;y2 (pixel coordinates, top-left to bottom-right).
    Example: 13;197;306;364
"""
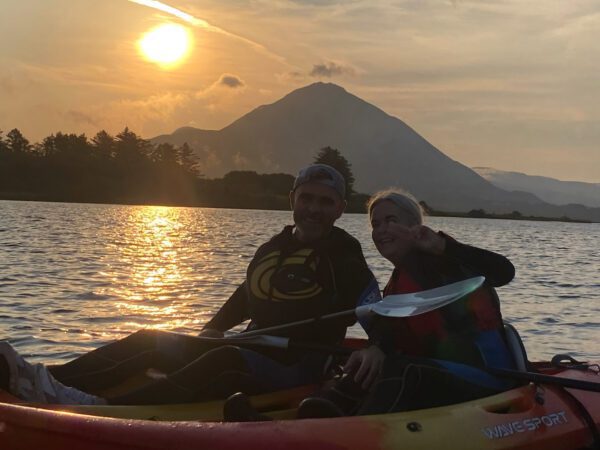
301;189;517;417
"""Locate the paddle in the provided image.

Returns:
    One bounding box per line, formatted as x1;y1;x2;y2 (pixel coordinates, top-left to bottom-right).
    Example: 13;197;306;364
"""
168;332;353;355
236;276;485;338
193;274;600;394
486;366;600;393
177;333;600;394
189;277;484;355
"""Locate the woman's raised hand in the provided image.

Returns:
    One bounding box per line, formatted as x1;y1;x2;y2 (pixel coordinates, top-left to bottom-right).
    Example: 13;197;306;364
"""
413;225;446;255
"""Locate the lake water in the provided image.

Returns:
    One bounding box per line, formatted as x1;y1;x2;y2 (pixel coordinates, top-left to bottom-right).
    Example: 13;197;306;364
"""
0;200;598;365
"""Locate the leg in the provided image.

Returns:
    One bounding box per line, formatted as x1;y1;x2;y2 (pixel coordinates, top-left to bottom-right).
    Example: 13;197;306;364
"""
223;352;331;421
0;341;105;405
358;356;501;415
295;368;368;419
108;345;254;405
0;354;10;391
52;329;192;388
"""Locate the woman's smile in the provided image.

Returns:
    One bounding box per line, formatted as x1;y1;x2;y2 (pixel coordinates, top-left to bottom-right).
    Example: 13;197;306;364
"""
370;200;417;263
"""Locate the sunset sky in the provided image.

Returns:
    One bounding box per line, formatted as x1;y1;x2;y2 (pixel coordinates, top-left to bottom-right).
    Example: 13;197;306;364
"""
1;0;598;182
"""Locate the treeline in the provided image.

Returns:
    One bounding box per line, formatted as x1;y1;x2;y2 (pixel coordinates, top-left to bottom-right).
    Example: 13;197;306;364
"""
0;128;369;212
0;128;201;205
421;203;589;224
460;208;588;223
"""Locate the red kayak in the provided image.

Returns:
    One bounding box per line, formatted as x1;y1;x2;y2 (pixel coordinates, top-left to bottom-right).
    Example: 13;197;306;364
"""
0;331;598;449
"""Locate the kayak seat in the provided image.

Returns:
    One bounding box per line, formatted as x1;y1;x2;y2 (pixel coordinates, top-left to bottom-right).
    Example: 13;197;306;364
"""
503;322;530;372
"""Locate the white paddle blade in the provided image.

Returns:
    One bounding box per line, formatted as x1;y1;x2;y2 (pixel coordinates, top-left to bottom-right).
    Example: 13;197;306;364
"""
369;276;485;318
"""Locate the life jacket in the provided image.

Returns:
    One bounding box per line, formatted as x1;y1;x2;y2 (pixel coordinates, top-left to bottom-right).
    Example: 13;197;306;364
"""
382;259;515;371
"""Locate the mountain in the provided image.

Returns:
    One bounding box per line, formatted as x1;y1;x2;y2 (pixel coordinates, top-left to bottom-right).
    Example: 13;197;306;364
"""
153;82;600;222
474;167;600;209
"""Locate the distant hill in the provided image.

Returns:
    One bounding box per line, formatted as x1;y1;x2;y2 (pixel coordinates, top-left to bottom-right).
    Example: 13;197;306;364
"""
474;167;600;208
153;82;600;222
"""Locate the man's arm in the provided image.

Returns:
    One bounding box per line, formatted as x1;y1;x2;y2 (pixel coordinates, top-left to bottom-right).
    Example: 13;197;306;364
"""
331;247;388;390
201;282;249;334
336;240;381;323
341;257;389;390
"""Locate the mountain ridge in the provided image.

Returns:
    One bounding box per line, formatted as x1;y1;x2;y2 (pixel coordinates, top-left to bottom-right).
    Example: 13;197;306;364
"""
474;167;600;208
152;82;600;222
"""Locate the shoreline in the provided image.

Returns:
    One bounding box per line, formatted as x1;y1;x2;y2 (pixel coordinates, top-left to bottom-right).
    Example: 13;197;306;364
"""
1;195;593;224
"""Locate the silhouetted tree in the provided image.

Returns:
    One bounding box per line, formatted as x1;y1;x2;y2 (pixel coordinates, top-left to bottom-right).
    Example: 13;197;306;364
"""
6;128;31;153
467;209;486;218
313;146;355;196
223;171;261;193
150;142;178;165
0;130;7;153
91;130;116;159
39;135;57;157
40;132;91;158
114;127;151;165
0;127;312;209
178;143;201;177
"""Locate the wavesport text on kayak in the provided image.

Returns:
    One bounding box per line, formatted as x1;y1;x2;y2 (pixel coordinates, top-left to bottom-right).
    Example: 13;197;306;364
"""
481;411;568;439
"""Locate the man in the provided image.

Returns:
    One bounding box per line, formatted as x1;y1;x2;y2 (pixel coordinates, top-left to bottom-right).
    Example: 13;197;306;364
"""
189;163;381;398
0;164;380;405
202;163;378;341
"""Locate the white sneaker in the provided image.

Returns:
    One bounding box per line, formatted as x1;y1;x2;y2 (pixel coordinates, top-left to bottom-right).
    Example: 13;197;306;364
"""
0;341;106;405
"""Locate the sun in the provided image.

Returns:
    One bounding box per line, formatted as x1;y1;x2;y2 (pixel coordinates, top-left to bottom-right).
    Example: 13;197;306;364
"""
138;23;192;68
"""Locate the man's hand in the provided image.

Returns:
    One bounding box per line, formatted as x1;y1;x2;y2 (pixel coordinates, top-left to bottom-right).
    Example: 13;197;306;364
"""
198;328;224;338
343;345;386;390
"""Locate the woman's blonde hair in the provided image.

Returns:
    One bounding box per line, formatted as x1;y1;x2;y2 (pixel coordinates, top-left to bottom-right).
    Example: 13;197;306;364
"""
367;189;424;226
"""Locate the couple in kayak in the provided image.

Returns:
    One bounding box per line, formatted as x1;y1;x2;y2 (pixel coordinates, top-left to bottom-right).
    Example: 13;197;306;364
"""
0;163;516;416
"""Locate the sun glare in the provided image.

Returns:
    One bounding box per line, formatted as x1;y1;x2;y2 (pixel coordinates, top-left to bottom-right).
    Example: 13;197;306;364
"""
138;23;192;68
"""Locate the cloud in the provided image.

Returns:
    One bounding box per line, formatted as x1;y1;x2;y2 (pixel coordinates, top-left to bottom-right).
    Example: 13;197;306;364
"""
196;74;247;99
310;61;356;78
276;71;307;85
127;0;290;66
72;92;190;136
114;92;188;120
65;110;99;127
17;62;134;93
0;70;35;95
127;0;209;27
280;62;358;84
217;74;245;89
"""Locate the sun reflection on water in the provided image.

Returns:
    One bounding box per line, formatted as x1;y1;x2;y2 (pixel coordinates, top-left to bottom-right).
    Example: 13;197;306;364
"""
98;205;201;332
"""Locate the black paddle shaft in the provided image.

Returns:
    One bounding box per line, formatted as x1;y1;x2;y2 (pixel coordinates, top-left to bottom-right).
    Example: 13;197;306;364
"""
488;367;600;392
238;309;355;338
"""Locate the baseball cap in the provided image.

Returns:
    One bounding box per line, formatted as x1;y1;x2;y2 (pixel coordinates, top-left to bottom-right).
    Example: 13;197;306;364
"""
292;164;346;199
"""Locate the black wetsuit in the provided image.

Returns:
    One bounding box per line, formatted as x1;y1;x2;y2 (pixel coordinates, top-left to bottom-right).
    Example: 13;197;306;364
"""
205;225;380;355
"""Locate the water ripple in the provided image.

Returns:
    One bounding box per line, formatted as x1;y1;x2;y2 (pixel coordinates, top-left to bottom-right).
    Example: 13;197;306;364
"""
0;200;598;365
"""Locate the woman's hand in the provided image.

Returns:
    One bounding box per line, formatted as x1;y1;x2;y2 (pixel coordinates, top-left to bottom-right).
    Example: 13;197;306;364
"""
413;225;446;255
343;345;386;390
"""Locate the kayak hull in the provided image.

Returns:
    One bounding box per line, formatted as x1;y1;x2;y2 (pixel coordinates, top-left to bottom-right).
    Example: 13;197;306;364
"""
1;331;598;449
1;367;599;450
